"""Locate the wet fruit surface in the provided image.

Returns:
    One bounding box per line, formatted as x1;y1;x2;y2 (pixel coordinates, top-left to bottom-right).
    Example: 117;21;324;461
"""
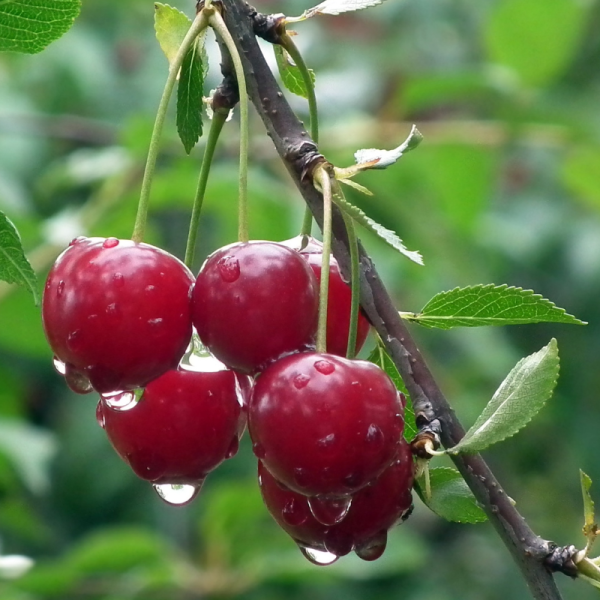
191;241;319;373
99;368;246;485
258;438;414;562
249;352;405;496
43;237;195;393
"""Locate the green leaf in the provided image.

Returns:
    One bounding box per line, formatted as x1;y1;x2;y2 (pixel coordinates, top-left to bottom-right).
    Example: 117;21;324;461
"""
304;0;387;18
176;35;207;154
0;420;57;494
0;0;80;54
581;470;597;540
367;341;417;442
0;211;38;304
449;339;559;455
402;284;585;330
332;193;423;265
154;3;192;67
416;467;487;524
274;45;315;99
485;0;586;87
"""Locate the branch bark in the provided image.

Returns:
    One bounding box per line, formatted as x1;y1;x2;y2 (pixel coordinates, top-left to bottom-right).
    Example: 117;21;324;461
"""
219;1;566;598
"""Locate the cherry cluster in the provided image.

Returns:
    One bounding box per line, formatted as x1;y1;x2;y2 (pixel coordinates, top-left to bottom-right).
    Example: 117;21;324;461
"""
42;235;413;564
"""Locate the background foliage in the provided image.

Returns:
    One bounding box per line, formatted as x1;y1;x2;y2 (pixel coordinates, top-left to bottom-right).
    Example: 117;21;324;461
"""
1;0;600;598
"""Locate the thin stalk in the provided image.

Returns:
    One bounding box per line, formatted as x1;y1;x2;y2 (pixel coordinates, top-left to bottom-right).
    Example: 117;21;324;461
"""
281;34;319;237
208;9;249;243
184;110;229;268
341;209;360;359
314;167;333;354
132;11;209;243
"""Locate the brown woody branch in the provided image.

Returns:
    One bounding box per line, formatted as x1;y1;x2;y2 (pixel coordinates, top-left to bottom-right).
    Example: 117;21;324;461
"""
218;1;569;598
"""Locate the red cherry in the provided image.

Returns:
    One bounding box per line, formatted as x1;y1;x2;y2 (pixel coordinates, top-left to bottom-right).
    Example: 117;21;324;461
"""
191;241;319;373
258;439;414;563
99;368;246;489
42;237;194;393
297;238;370;357
249;353;404;497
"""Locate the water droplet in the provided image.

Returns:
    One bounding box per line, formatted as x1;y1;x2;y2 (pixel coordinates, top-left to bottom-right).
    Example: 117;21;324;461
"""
365;424;384;452
69;236;86;246
298;545;338;566
95;401;105;429
217;255;240;282
180;338;227;372
226;436;239;459
293;374;310;389
145;285;155;293
65;366;93;394
282;497;309;526
103;237;119;249
67;330;83;352
308;494;352;526
293;467;310;488
148;318;163;327
153;482;202;506
343;471;364;489
102;391;138;411
56;280;65;297
314;360;335;375
316;433;336;449
355;531;387;561
106;303;119;316
113;272;124;287
252;443;266;459
53;356;66;375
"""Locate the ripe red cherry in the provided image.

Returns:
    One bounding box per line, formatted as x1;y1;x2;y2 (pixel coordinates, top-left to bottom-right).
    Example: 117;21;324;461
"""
98;368;246;490
191;241;319;373
258;439;414;563
249;353;404;498
42;237;194;394
296;237;370;357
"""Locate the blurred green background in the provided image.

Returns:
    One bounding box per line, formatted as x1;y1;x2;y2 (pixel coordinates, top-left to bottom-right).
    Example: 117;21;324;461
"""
1;0;600;598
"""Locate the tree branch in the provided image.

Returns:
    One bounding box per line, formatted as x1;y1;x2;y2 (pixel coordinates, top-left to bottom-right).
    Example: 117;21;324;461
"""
219;2;566;598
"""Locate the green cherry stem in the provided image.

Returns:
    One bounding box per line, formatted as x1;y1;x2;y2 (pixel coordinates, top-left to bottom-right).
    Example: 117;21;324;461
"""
132;11;209;243
281;34;319;238
314;166;333;354
184;109;229;268
208;9;250;243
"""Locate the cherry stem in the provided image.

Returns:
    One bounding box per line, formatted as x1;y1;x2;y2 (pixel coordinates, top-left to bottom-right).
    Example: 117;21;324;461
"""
314;167;333;354
341;208;360;359
208;9;249;243
131;11;209;244
281;34;319;238
184;109;229;268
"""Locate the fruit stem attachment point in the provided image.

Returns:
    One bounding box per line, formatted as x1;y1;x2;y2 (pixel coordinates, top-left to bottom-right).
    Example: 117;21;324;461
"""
208;10;250;243
314;166;333;354
132;11;209;244
423;439;446;457
184;109;229;268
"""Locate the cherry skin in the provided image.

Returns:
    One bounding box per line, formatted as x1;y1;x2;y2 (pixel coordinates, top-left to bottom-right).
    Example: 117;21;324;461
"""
297;237;370;357
191;241;319;374
98;367;246;485
43;237;195;394
249;352;405;497
258;438;414;562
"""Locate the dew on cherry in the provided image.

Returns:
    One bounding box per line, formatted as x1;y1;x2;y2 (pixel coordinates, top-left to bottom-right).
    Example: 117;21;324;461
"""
102;390;138;411
282;497;309;526
252;442;266;459
355;531;387;561
316;433;336;449
314;359;335;375
308;494;352;526
103;238;119;249
66;329;83;351
293;374;310;389
153;482;202;506
57;281;65;297
225;436;239;459
112;272;125;287
293;467;310;488
65;367;93;394
95;402;105;429
148;318;163;327
145;285;155;293
69;236;86;246
216;255;241;283
53;356;67;375
298;545;339;566
180;336;228;372
365;424;384;451
106;303;119;316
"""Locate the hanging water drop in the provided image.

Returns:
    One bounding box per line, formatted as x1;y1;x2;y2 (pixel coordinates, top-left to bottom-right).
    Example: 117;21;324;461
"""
298;545;338;566
308;494;352;526
217;255;240;282
355;531;388;561
65;366;93;394
225;436;239;459
53;356;67;375
95;401;105;429
180;335;227;372
102;391;138;411
153;482;202;506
